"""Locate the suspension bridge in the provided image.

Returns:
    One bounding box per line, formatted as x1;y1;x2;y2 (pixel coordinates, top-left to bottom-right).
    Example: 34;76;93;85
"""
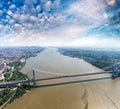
0;62;120;88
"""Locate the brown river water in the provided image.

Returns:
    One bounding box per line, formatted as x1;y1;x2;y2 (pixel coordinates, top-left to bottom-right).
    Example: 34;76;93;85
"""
5;48;120;109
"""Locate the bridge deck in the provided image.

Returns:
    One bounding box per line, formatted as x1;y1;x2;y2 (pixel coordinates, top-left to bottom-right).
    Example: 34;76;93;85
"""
0;71;113;88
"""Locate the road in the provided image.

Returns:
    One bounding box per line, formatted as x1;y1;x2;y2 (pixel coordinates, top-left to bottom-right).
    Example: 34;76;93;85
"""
0;71;113;88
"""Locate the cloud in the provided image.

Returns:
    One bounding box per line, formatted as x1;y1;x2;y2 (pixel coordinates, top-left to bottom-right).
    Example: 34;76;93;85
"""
13;13;20;21
0;0;119;48
24;0;37;15
7;10;13;16
66;37;120;48
66;0;108;26
9;19;15;24
9;4;16;9
107;0;116;5
0;24;3;29
45;1;52;11
36;5;41;13
19;14;27;22
6;15;11;20
2;30;120;48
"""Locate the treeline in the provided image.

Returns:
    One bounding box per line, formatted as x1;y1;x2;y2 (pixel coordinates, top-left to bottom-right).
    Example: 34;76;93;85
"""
58;48;120;70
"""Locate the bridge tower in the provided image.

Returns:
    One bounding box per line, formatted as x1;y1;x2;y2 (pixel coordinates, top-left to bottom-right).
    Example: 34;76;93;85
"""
112;64;119;79
32;69;36;87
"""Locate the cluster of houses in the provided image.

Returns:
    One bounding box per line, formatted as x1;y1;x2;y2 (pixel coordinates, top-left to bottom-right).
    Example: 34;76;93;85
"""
0;47;42;81
0;63;7;81
0;58;26;81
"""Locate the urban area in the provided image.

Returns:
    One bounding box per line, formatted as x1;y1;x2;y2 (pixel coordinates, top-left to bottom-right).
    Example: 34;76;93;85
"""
0;47;44;108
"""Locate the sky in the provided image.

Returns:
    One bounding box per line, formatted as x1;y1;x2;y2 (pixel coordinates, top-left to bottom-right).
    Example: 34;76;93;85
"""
0;0;120;47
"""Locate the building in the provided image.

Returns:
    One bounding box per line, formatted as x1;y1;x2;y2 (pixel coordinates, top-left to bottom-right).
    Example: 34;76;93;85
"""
0;64;5;74
20;58;26;63
0;74;4;80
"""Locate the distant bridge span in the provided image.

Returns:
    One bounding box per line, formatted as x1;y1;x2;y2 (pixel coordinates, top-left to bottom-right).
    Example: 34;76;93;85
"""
0;70;115;88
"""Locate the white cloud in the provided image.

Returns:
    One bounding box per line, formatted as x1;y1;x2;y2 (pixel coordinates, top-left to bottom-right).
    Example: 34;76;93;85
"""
39;18;44;22
9;4;16;9
2;31;120;48
0;24;3;29
19;15;27;22
36;5;41;13
3;26;10;32
13;23;22;32
51;25;89;39
30;16;38;22
66;37;120;48
26;23;33;29
107;0;116;5
9;19;15;24
0;22;120;48
66;0;108;25
13;13;20;21
45;1;52;11
6;15;11;20
7;10;13;16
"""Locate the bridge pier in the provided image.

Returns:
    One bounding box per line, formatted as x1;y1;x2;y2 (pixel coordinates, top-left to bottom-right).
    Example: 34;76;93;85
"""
32;69;36;87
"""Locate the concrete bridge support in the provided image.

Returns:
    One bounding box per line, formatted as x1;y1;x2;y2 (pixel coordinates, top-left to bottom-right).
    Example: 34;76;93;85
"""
32;69;36;87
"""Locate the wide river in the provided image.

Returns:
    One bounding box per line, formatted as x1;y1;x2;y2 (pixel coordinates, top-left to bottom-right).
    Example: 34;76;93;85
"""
21;48;102;75
6;48;120;109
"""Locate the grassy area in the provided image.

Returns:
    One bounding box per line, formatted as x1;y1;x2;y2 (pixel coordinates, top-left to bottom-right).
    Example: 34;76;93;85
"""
0;61;32;107
0;88;14;106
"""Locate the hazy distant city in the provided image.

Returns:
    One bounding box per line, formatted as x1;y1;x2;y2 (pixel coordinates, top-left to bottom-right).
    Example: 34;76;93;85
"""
0;47;44;80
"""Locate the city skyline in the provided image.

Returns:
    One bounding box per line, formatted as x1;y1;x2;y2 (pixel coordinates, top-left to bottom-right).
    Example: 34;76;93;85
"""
0;0;120;48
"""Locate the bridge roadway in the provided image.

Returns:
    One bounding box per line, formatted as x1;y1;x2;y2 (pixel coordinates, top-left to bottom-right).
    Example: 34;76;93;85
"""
0;79;32;88
0;71;113;88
